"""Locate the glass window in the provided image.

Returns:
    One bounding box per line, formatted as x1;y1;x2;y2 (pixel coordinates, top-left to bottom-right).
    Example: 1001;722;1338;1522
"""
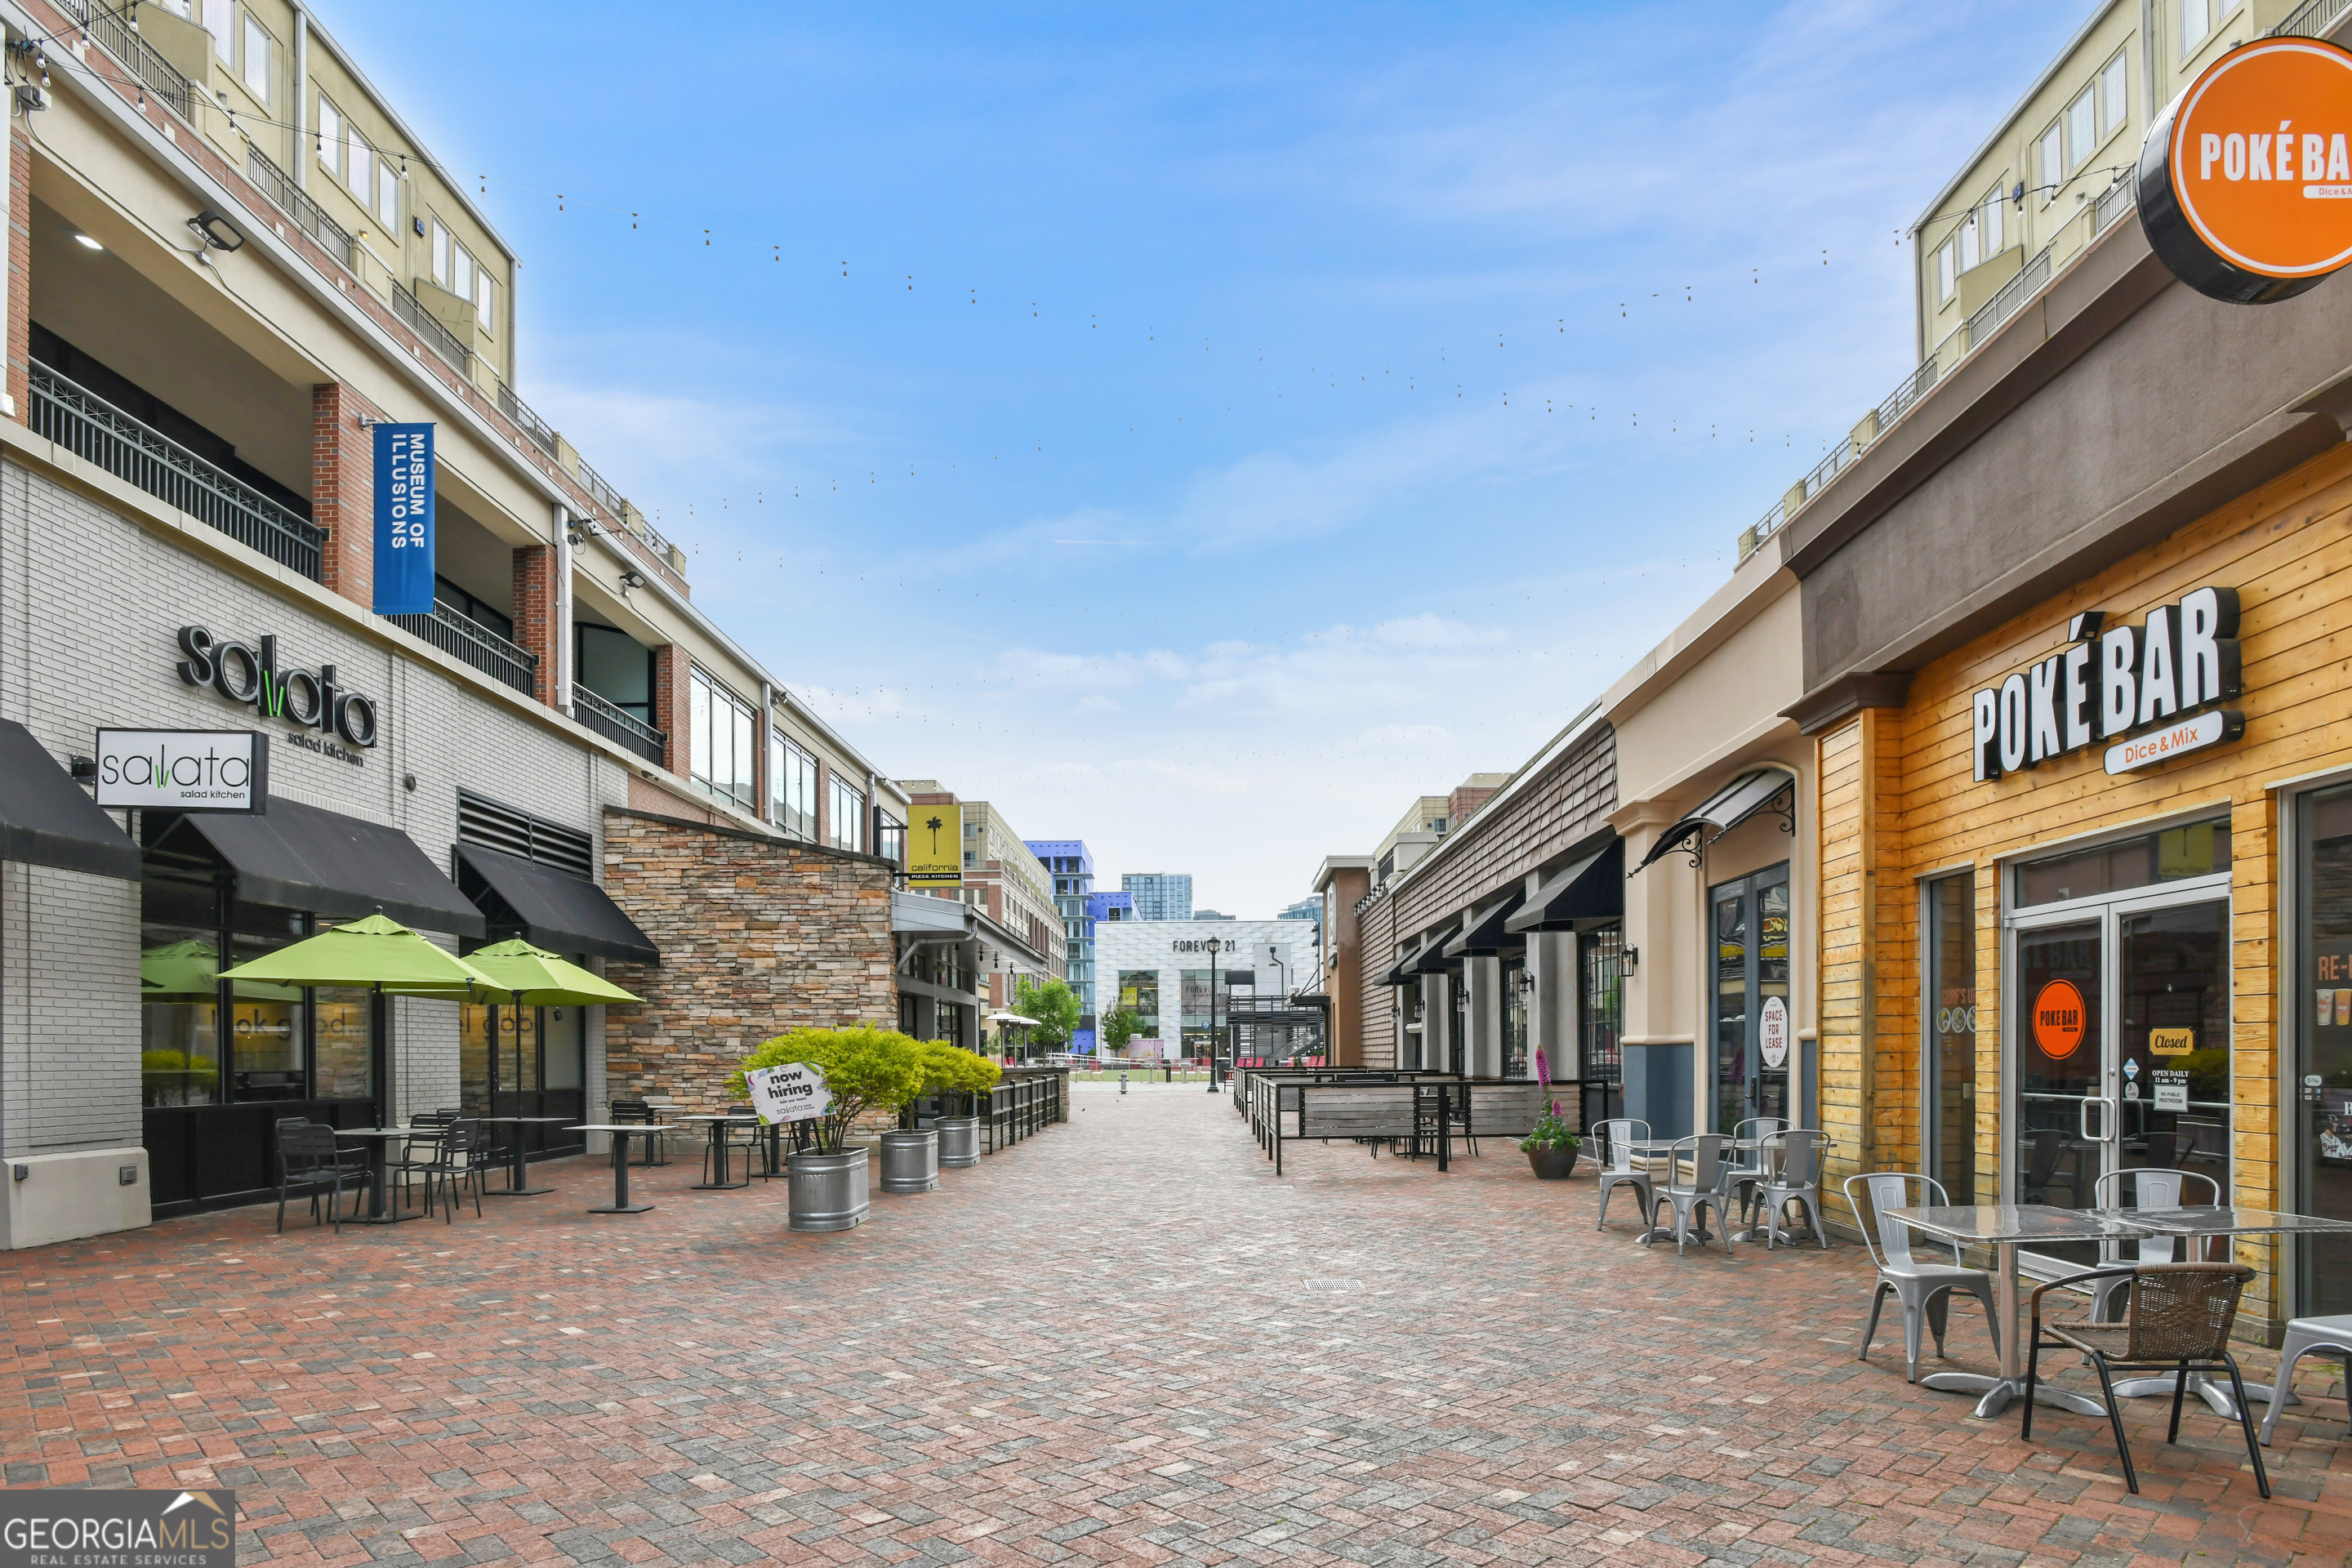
1958;212;1980;273
140;926;220;1107
2014;819;2230;908
2039;122;2065;198
202;0;233;62
769;733;818;840
227;936;304;1102
348;131;372;207
376;163;399;229
316;96;341;177
1937;239;1956;303
1579;925;1623;1085
2298;782;2352;1312
830;777;865;852
575;623;653;719
452;246;474;310
313;987;372;1099
2100;50;2128;140
2065;86;2095;173
431;218;449;286
475;270;494;335
1982;185;2005;255
875;812;906;866
544;1006;584;1089
1499;954;1529;1080
689;667;756;810
2183;0;2212;54
240;16;270;104
1926;871;1980;1203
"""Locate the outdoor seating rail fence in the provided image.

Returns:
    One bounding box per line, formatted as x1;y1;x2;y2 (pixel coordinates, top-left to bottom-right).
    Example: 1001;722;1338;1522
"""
903;1066;1066;1154
1230;1067;1619;1175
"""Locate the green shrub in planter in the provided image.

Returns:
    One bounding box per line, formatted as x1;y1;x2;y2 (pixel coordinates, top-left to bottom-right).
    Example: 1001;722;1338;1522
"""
921;1040;1002;1109
727;1026;927;1153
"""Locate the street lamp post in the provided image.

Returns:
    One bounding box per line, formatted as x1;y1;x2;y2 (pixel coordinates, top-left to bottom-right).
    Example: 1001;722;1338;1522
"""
1205;940;1221;1094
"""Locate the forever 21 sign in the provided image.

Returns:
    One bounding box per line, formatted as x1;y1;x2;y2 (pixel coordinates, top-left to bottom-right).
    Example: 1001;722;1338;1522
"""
1971;587;2244;782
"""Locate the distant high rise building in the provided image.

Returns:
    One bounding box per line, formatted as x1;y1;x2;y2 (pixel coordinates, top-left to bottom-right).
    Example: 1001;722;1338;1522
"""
1122;873;1194;922
1277;896;1322;949
1025;839;1098;1045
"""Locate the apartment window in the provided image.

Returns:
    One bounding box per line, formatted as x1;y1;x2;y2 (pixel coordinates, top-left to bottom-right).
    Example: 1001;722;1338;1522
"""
1936;238;1957;303
1981;184;2006;255
875;811;906;866
347;131;372;207
768;732;817;840
1958;212;1980;273
2038;120;2065;199
2065;85;2095;178
476;270;496;336
240;16;271;104
201;0;232;62
2183;0;2213;53
376;163;399;229
431;220;449;287
316;97;341;178
452;245;475;312
688;668;756;811
2099;50;2128;140
829;778;866;853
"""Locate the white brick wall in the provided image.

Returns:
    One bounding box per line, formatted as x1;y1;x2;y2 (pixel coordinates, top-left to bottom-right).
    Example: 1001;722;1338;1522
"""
0;455;635;1155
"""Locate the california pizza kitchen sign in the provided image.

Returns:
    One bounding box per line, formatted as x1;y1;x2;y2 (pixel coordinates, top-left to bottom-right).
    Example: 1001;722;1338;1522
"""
1971;586;2244;782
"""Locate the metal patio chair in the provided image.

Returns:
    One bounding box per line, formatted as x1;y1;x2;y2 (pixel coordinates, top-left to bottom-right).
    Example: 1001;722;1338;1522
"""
274;1121;351;1235
1846;1172;2000;1382
2023;1262;2268;1498
2261;1314;2352;1447
1592;1118;1654;1233
1721;1116;1785;1226
1648;1134;1735;1257
1751;1129;1830;1250
2087;1167;2221;1320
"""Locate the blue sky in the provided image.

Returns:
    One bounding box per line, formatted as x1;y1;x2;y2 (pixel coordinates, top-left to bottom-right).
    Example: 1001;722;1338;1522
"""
328;0;2087;917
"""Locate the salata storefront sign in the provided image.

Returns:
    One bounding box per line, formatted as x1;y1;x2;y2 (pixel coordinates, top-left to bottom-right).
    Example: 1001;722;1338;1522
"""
92;729;267;812
1970;586;2243;782
174;626;380;752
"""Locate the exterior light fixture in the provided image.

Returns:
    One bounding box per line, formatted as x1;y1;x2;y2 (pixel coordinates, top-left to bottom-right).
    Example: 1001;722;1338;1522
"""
188;211;245;252
69;230;100;250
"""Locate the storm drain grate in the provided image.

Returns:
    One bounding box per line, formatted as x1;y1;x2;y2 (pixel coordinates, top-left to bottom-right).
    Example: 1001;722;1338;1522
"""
1302;1278;1364;1294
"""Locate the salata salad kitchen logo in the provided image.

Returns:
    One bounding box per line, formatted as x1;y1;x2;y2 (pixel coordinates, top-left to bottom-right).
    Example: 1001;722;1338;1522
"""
174;626;378;753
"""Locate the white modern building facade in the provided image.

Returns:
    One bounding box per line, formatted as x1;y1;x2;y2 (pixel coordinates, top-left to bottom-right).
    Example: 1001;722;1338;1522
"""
1093;918;1314;1060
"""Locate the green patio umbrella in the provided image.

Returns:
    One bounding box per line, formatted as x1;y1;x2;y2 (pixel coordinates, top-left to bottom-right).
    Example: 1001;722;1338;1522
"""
140;938;305;1002
458;938;641;1007
214;912;503;994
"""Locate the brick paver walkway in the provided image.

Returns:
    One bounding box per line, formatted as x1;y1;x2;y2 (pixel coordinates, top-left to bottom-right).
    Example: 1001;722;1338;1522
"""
5;1092;2347;1565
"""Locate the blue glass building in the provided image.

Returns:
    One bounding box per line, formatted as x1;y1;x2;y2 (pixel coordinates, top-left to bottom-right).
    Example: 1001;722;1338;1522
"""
1025;839;1098;1050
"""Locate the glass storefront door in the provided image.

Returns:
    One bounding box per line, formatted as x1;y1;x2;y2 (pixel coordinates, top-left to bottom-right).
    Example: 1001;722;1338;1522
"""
2296;783;2352;1313
2010;890;2230;1271
1709;863;1790;1132
1924;871;1980;1203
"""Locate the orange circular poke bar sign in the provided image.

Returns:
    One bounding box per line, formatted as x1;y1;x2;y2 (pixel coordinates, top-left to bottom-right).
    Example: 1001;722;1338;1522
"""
2032;980;2087;1060
2140;38;2352;301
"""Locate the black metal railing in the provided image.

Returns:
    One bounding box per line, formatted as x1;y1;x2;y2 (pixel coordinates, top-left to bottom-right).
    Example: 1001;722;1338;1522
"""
572;686;666;764
496;379;560;458
244;147;355;270
75;2;198;122
387;604;538;696
389;279;470;372
29;362;323;579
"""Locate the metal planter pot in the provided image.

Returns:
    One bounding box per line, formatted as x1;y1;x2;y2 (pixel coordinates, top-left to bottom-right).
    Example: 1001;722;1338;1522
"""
1526;1143;1579;1181
935;1116;982;1169
877;1129;939;1194
786;1147;871;1232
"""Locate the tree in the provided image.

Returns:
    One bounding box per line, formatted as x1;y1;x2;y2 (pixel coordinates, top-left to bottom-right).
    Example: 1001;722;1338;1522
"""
1014;977;1081;1051
1101;1009;1140;1053
726;1026;927;1153
920;1039;1001;1113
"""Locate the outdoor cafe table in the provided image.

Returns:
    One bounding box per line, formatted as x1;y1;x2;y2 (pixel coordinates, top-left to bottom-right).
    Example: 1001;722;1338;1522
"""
1884;1204;2159;1419
564;1125;675;1214
679;1114;763;1190
2095;1205;2352;1419
332;1127;436;1225
474;1115;575;1197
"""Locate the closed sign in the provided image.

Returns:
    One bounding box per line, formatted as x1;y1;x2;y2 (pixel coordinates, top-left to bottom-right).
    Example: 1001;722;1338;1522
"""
94;729;266;812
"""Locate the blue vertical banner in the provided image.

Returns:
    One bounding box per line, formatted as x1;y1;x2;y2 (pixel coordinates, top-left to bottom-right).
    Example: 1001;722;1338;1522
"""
372;422;435;615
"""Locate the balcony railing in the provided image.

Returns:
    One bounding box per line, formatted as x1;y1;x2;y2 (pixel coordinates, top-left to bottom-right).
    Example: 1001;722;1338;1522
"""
2274;0;2352;38
29;361;323;579
388;279;470;373
387;603;538;697
2092;169;2137;235
245;147;355;271
1964;243;2052;354
72;2;198;122
496;379;560;458
572;686;666;765
1873;357;1940;434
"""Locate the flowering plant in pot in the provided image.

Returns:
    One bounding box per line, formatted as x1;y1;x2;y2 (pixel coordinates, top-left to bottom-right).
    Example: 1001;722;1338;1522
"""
1519;1049;1580;1179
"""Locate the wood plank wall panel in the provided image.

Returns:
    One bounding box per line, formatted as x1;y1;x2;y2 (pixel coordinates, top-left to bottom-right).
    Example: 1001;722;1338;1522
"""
1816;713;1869;1213
1861;438;2352;1330
1355;892;1399;1070
1394;725;1617;940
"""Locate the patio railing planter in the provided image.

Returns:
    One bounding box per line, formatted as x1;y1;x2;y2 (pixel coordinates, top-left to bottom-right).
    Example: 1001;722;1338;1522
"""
388;604;538;696
29;361;325;579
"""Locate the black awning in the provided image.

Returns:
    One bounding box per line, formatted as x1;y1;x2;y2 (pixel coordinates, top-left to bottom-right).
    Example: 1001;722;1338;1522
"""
1410;923;1462;974
1507;837;1624;931
163;796;485;935
1443;889;1526;958
1632;769;1796;873
0;719;138;880
455;843;659;964
1377;941;1420;986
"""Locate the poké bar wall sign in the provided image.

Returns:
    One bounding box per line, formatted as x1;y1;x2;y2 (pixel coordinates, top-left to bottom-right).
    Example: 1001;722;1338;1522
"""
173;626;380;755
2139;38;2352;303
1970;586;2243;782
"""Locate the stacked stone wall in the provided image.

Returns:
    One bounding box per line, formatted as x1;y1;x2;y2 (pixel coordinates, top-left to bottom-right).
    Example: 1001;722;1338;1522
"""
603;808;897;1111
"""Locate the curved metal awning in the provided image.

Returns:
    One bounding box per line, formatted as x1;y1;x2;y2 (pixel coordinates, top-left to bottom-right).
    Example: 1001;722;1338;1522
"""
1632;768;1795;874
1506;836;1624;932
